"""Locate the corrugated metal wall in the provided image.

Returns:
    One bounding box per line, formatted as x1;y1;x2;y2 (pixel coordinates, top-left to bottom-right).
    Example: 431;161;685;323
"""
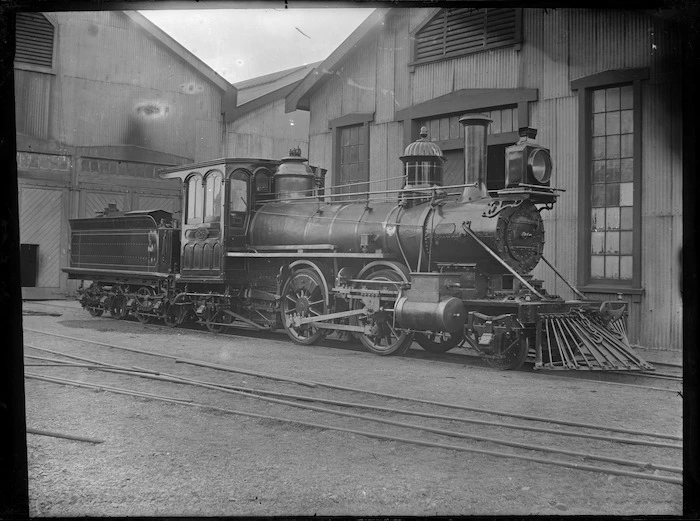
452;48;520;91
226;99;309;159
16;11;224;298
39;11;224;161
304;7;683;351
530;97;580;299
339;35;378;115
14;69;51;138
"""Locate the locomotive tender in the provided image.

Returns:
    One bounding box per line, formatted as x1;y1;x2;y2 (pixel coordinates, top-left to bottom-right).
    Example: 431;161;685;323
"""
64;115;651;371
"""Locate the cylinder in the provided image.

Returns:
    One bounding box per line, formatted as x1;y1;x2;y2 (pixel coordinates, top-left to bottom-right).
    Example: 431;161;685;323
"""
459;114;492;201
394;296;465;333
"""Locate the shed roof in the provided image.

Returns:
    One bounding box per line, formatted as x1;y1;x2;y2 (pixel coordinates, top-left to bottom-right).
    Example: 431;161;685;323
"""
235;62;320;106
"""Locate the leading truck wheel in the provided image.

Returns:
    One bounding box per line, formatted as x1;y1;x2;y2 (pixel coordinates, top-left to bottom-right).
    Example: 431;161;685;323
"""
281;268;328;345
354;269;414;356
486;334;529;370
415;331;462;353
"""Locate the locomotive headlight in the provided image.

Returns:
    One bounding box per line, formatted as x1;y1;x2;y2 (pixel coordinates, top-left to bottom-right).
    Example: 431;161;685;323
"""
528;148;552;184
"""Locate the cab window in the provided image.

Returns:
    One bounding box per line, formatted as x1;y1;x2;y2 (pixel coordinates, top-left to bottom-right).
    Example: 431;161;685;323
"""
204;171;223;222
228;169;250;229
186;174;203;224
230;178;248;213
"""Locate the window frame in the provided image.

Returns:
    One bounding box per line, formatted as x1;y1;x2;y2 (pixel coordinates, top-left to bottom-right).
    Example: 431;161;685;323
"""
571;68;648;295
329;113;374;196
203;170;223;223
185;173;204;225
14;12;58;75
409;8;523;70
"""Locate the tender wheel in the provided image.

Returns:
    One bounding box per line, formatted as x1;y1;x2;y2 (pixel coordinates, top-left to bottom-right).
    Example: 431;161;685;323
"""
86;306;104;317
486;334;529;370
206;308;233;333
135;287;155;324
354;269;414;356
415;331;462;353
109;295;127;320
281;268;328;345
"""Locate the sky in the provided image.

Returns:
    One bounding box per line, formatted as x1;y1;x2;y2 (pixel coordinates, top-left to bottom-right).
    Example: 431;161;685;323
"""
139;7;376;85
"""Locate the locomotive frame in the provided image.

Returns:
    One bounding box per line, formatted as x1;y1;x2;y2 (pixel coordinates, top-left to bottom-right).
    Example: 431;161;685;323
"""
64;115;652;372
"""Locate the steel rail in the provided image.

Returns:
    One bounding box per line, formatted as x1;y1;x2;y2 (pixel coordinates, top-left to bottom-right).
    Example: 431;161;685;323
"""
24;371;682;485
23;332;317;389
25;327;681;441
30;351;679;450
59;363;681;475
24;309;680;394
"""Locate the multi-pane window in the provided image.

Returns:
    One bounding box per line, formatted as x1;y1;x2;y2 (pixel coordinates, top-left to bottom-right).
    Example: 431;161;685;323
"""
589;85;635;281
338;124;368;195
413;8;521;64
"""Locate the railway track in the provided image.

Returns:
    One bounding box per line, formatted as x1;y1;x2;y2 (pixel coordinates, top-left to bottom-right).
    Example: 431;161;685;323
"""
22;300;683;393
23;327;682;486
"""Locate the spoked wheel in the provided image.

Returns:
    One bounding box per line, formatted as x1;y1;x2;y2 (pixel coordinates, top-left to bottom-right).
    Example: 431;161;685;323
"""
135;287;155;324
415;331;463;353
206;308;233;333
281;268;328;345
109;295;127;320
86;306;104;317
353;269;414;356
485;334;529;370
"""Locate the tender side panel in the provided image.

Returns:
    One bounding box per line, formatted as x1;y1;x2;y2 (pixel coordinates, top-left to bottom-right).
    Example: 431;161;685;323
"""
69;215;164;273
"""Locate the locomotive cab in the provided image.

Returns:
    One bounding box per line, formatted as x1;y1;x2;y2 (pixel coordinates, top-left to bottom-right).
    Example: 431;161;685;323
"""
159;158;281;282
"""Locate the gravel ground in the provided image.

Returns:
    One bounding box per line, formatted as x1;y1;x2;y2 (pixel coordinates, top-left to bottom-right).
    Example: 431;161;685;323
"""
22;300;683;517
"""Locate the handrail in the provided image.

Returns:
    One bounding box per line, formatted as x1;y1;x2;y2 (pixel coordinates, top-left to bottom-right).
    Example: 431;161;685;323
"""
461;222;545;300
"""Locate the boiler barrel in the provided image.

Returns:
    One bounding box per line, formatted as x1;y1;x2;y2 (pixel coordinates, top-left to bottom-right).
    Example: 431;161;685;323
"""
249;198;540;274
250;201;420;255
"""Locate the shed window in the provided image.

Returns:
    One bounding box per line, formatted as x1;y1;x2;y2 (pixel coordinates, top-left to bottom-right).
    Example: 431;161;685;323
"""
15;13;55;70
589;85;637;282
571;68;647;292
413;8;521;65
338;124;368;195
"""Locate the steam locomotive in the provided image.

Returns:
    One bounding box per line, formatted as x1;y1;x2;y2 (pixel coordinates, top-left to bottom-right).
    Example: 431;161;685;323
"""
63;114;652;371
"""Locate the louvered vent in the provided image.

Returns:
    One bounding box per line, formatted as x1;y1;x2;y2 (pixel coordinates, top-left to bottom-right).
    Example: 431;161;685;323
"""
15;13;54;68
415;8;520;63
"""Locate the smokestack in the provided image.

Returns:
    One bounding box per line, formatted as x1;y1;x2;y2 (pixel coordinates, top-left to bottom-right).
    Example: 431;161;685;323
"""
459;114;492;202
